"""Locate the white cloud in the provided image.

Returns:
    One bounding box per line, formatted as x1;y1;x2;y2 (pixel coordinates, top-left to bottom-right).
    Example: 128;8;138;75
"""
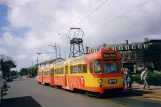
16;54;28;60
0;0;161;70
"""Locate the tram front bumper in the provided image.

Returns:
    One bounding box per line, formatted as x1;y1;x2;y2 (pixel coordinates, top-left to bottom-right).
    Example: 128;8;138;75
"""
98;86;125;94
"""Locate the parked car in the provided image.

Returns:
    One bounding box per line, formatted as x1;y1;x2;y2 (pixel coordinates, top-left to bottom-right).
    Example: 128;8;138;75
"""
26;75;30;78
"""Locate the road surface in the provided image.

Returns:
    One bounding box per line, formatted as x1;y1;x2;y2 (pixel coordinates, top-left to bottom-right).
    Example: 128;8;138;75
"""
2;78;161;107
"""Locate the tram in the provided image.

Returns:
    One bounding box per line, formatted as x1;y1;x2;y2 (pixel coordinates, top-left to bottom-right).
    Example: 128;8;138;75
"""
37;48;125;96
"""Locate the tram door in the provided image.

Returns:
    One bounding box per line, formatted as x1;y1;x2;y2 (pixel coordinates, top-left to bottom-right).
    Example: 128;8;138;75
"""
65;66;69;89
42;71;44;84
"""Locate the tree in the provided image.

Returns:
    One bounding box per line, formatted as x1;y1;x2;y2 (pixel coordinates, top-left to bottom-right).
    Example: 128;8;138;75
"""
32;66;38;77
1;59;17;80
141;43;161;70
10;70;18;77
20;68;28;76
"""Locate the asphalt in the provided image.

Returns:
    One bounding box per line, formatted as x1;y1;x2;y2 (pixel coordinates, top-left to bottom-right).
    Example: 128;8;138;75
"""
2;78;161;107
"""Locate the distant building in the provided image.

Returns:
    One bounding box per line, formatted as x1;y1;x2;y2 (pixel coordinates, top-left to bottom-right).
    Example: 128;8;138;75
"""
86;38;161;72
38;58;64;70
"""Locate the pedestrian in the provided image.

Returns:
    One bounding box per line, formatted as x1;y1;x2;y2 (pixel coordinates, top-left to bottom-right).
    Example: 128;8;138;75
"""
140;68;150;89
124;68;132;89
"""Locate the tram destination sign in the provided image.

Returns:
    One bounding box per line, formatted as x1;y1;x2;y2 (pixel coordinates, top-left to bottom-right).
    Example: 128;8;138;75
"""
103;53;116;58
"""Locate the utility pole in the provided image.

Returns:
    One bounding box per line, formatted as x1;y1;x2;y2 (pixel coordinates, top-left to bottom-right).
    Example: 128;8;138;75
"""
58;33;68;59
36;53;42;64
32;61;33;67
64;51;66;60
48;43;57;63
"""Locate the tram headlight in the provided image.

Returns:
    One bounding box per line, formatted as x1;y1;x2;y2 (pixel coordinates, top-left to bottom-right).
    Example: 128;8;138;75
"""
122;78;124;82
98;79;103;83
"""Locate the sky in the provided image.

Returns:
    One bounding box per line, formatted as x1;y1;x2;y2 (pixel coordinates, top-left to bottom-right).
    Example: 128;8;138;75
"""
0;0;161;71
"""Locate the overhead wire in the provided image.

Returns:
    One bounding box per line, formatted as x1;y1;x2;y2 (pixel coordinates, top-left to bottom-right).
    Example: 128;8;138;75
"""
77;0;109;25
99;0;151;28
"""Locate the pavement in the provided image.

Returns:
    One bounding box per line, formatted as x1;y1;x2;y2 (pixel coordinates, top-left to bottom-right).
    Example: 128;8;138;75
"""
132;83;161;101
2;78;161;107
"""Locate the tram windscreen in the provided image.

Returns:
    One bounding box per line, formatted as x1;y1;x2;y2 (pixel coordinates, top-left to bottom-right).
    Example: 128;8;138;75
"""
104;63;118;73
103;53;117;58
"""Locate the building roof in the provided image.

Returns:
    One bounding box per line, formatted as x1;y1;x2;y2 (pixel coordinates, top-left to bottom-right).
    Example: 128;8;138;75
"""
38;57;64;65
91;39;161;49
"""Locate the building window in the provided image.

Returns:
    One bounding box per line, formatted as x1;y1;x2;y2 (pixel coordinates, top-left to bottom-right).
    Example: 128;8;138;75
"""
125;45;129;50
144;44;148;48
132;45;136;49
91;49;94;53
138;45;142;49
112;46;116;50
119;46;123;50
88;49;90;53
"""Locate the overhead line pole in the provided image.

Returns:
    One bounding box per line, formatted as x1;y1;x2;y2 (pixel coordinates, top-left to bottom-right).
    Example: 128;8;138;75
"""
58;33;69;59
48;43;57;63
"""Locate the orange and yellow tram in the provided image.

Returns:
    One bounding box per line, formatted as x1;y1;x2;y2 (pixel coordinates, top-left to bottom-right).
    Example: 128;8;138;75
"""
36;48;125;96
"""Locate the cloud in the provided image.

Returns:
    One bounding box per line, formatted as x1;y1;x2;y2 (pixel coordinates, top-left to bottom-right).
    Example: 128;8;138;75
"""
16;54;28;60
0;0;161;70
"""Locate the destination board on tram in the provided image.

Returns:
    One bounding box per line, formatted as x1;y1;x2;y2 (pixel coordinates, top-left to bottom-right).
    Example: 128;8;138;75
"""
103;53;117;58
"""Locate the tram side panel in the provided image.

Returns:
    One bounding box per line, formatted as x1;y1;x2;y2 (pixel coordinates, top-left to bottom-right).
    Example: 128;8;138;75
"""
54;67;66;88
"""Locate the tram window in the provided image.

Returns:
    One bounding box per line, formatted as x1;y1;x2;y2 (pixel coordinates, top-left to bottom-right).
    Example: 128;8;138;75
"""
94;60;102;74
55;69;57;75
57;69;58;74
59;68;61;74
58;69;60;74
78;65;82;73
104;63;118;73
51;70;54;76
90;61;93;73
72;66;78;74
62;67;64;74
70;66;73;74
82;64;87;73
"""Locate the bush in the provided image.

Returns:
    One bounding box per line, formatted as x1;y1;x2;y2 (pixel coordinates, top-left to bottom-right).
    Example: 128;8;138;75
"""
132;72;161;85
132;74;140;83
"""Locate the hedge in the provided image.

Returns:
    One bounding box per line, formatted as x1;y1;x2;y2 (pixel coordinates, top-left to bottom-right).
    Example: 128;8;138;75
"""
132;72;161;85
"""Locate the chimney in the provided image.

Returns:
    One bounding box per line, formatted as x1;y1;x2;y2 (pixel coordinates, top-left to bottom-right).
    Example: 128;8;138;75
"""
103;43;106;47
125;40;128;45
144;38;148;42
